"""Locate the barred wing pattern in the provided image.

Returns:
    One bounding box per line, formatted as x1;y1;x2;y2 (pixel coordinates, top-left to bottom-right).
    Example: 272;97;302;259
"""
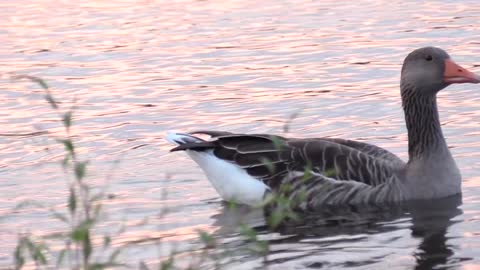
317;138;405;167
171;131;406;206
282;172;405;210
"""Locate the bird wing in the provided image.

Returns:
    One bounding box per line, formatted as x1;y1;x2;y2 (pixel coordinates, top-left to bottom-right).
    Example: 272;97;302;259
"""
191;131;404;166
171;131;403;191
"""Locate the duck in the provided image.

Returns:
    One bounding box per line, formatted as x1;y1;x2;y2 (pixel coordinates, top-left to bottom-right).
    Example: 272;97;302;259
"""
165;47;480;209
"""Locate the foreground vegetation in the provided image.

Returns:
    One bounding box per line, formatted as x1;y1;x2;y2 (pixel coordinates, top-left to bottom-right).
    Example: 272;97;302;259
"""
11;76;303;270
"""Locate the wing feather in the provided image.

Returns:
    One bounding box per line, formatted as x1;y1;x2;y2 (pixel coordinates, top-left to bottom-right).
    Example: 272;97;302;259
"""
171;131;403;192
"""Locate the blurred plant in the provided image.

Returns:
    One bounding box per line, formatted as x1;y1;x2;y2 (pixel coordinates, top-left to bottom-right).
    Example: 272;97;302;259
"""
12;75;123;269
10;76;311;270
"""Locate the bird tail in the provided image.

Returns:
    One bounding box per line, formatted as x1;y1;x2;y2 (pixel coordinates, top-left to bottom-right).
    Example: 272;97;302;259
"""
165;132;205;146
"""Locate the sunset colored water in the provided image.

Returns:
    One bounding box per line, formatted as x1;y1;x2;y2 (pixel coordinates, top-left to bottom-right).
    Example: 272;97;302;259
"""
1;0;480;269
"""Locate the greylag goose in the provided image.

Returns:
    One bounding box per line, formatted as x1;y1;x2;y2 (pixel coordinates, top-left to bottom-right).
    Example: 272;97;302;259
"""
166;47;479;209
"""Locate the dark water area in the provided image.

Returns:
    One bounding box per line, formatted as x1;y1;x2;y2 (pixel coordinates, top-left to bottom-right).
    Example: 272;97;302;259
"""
1;0;480;269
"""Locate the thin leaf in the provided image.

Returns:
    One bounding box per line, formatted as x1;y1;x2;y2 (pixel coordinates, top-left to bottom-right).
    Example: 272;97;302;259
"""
239;224;257;240
71;220;93;242
160;257;174;270
14;240;25;270
270;136;284;151
71;228;87;242
62;154;71;169
254;241;269;255
283;109;303;133
93;204;102;219
52;210;69;223
43;232;69;240
37;79;49;90
12;75;49;90
268;210;286;228
89;263;127;270
14;200;45;211
324;168;337;178
24;238;48;265
260;157;275;173
68;187;76;214
56;249;67;268
74;161;87;180
227;200;237;211
197;230;215;248
24;238;36;257
90;191;105;203
32;244;47;265
62;111;73;131
301;161;313;183
103;236;111;248
83;230;92;265
45;94;58;109
57;139;74;155
108;249;121;263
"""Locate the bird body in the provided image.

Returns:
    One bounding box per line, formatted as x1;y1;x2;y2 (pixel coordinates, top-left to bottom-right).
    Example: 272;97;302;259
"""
166;47;479;209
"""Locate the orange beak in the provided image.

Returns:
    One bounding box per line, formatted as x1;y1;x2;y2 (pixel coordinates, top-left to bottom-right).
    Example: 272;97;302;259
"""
444;59;480;84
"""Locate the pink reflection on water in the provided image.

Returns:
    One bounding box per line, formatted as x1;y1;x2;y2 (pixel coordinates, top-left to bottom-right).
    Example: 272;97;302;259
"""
1;0;480;268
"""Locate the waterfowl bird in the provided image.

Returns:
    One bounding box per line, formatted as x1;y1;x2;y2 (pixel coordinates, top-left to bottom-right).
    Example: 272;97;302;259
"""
166;47;479;209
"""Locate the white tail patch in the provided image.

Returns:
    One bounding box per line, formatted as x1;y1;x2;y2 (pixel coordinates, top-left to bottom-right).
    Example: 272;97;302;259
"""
166;131;268;206
165;132;204;145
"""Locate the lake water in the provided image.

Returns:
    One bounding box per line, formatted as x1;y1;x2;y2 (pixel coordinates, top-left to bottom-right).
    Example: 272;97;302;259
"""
1;0;480;269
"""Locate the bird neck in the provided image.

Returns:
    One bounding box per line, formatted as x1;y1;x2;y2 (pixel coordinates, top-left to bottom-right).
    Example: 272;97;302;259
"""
401;84;449;162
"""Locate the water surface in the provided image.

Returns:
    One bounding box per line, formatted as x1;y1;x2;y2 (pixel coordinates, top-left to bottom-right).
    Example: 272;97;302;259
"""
1;0;480;269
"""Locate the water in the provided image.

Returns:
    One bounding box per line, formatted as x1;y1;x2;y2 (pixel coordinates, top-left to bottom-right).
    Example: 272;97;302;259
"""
1;0;480;268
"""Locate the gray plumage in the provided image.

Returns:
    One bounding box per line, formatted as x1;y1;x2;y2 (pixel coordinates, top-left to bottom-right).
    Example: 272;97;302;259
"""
168;47;480;210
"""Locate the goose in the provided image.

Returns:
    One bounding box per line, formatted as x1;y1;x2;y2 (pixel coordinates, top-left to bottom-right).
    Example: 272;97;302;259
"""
165;47;480;209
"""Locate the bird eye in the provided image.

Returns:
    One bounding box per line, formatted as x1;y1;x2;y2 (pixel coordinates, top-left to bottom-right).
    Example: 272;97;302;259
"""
425;55;433;61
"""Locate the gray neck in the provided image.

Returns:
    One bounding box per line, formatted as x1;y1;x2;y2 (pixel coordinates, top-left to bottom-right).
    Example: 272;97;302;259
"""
401;83;449;161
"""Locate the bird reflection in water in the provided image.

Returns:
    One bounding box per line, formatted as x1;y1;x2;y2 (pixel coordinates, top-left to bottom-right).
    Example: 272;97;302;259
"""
208;195;467;269
409;195;465;270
